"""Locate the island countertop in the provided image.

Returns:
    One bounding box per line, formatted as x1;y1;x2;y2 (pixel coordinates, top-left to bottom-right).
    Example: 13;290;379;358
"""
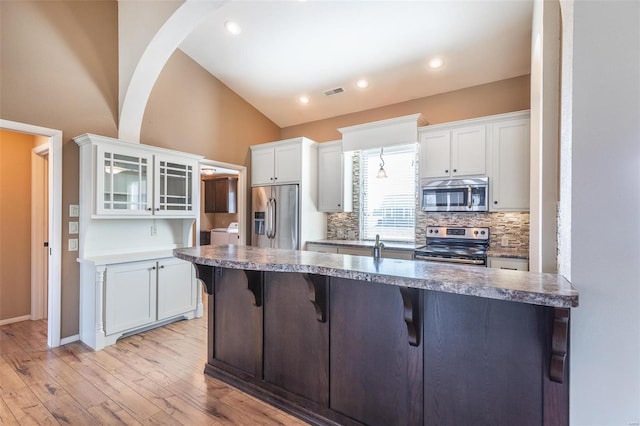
174;245;578;308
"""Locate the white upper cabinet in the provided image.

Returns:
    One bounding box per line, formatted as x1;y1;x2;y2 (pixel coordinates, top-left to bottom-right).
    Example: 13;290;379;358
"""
250;138;308;186
154;155;195;216
420;130;451;179
97;144;153;215
420;125;486;179
451;125;486;176
77;134;201;218
489;117;530;211
317;141;353;213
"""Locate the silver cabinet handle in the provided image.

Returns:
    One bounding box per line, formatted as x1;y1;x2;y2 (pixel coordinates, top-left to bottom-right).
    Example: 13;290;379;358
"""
468;186;472;209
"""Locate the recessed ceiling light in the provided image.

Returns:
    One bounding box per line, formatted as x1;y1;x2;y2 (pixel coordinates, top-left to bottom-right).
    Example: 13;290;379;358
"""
224;20;242;35
428;57;444;69
356;79;369;89
299;96;310;105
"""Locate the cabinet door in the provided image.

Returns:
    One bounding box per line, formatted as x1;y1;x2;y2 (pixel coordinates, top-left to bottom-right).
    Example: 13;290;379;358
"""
251;148;275;186
451;125;486;176
488;257;529;271
154;155;196;216
157;258;196;320
96;145;153;216
337;247;371;256
307;243;338;254
420;130;451;179
490;119;530;211
204;178;237;213
274;143;302;184
105;260;156;335
318;144;343;212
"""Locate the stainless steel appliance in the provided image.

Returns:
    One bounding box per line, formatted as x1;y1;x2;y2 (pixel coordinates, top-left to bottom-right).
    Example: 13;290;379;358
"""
420;177;488;212
414;226;489;266
252;185;299;249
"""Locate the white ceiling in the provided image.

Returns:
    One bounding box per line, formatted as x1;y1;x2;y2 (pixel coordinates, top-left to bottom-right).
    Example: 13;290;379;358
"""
180;0;533;128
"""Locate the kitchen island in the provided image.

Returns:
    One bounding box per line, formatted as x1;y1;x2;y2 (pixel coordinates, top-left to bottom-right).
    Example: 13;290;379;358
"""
174;245;578;426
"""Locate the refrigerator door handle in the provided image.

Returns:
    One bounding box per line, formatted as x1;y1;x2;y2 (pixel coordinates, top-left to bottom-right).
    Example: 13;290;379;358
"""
266;199;273;239
271;198;277;240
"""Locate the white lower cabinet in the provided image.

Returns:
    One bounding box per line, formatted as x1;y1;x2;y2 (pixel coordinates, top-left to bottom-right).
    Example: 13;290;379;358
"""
105;260;157;335
80;255;201;350
157;258;198;320
487;257;529;271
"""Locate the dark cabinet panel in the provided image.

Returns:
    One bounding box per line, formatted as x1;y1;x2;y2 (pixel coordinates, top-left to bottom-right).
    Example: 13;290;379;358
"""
199;230;210;245
213;268;262;377
423;292;545;426
204;177;237;213
263;272;329;404
329;278;422;426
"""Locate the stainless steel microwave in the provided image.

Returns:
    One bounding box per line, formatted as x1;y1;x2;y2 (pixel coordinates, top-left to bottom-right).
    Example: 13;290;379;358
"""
421;177;489;212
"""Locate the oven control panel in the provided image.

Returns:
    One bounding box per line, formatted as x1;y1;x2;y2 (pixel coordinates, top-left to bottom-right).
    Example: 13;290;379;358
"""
426;226;489;240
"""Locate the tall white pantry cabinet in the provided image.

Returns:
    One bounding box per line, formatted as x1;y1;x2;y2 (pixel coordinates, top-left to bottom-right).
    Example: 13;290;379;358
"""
74;134;203;350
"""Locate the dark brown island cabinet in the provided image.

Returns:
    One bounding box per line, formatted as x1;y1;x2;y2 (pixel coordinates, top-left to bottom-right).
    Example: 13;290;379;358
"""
174;245;578;426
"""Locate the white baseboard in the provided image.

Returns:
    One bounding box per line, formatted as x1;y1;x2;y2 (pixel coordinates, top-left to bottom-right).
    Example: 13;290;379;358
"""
0;315;31;326
60;334;80;345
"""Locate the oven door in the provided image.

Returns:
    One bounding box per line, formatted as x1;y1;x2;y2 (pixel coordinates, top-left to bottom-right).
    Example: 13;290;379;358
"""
420;178;488;212
414;252;486;266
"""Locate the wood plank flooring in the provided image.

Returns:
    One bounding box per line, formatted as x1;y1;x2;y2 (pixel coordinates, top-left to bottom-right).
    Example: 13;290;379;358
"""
0;302;308;425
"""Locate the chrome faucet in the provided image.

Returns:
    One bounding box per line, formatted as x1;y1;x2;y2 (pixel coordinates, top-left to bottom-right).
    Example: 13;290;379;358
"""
372;234;385;260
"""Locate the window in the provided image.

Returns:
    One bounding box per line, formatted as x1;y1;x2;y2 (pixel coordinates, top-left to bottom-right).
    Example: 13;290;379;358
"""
360;144;416;241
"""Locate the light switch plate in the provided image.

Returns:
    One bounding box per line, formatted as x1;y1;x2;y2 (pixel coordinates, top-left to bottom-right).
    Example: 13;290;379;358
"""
68;238;78;251
69;221;79;234
69;204;79;217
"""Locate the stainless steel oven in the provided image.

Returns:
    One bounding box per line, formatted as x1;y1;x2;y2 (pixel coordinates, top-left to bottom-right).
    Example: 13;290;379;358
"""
414;226;489;266
420;177;488;212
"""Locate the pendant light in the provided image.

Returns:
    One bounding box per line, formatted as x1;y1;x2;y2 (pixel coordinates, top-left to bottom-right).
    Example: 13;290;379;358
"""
376;148;388;178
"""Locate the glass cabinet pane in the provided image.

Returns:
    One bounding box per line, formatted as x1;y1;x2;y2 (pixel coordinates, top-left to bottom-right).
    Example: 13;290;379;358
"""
99;148;151;214
157;160;193;213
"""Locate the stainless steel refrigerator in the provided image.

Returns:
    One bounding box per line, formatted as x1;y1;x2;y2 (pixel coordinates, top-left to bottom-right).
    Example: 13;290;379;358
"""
251;185;299;249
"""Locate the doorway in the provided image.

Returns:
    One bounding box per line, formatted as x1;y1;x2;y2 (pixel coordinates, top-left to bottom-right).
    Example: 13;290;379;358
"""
0;120;62;348
198;159;247;247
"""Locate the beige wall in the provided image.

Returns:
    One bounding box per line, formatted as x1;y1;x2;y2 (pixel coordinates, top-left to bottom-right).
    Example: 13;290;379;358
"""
281;75;530;142
0;1;119;336
142;49;281;165
0;130;37;321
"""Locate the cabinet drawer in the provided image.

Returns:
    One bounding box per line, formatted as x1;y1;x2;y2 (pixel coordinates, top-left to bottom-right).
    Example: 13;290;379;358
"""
488;257;529;271
307;243;339;254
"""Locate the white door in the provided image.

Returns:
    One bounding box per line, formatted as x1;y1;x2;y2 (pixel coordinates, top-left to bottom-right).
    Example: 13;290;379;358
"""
154;155;196;217
420;130;451;179
274;143;302;184
318;145;343;212
451;125;486;176
104;260;157;334
157;258;196;320
251;148;275;186
490;119;530;210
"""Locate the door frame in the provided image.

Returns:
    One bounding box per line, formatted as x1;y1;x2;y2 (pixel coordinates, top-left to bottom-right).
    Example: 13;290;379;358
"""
198;159;247;246
31;142;49;320
1;119;62;348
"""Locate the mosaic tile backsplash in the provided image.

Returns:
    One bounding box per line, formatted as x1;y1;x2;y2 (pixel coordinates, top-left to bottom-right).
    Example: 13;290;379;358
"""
326;151;530;250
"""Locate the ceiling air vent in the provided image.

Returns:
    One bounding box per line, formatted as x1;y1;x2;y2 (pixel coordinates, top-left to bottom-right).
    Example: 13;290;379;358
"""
324;87;345;96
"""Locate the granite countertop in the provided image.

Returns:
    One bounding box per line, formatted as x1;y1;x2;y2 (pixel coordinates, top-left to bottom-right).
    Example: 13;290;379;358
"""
174;245;577;308
487;248;530;259
308;239;417;251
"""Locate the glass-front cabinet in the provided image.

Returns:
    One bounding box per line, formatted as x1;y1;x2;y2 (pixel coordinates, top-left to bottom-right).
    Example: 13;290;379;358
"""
154;155;194;216
97;145;153;215
94;142;197;218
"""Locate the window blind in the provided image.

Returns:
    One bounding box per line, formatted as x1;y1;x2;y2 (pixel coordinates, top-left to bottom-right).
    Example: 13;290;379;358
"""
360;144;416;242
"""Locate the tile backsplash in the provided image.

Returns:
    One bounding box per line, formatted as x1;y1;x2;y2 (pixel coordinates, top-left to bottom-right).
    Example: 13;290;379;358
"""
326;151;530;250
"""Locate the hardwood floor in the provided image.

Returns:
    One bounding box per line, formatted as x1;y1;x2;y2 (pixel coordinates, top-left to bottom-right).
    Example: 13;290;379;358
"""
0;302;308;425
